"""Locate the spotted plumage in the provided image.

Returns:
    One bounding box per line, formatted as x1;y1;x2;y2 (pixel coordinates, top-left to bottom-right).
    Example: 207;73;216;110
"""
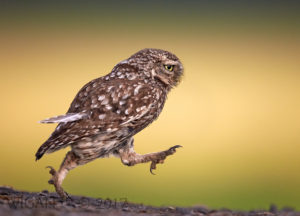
35;48;184;199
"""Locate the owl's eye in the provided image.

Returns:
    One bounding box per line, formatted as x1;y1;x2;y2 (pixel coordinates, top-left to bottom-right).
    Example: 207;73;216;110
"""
164;65;174;72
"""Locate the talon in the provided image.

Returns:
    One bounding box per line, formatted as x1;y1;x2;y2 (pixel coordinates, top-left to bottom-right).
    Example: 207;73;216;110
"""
169;145;182;151
65;192;73;201
148;146;182;174
46;167;70;201
46;166;57;175
46;166;54;170
166;145;183;155
150;161;157;175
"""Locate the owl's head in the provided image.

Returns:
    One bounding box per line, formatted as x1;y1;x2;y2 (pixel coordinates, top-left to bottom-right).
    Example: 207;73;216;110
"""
129;48;184;88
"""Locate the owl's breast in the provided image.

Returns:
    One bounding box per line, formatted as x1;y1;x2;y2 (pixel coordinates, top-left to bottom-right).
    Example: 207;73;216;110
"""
124;86;167;136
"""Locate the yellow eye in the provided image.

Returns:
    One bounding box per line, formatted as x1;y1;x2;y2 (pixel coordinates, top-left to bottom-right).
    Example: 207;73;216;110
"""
164;65;174;72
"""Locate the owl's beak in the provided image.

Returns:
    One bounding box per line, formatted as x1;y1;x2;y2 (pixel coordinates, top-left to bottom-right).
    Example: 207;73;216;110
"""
151;69;170;86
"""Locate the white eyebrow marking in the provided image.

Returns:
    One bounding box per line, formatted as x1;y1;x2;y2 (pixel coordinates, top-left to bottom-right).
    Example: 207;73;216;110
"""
163;60;179;65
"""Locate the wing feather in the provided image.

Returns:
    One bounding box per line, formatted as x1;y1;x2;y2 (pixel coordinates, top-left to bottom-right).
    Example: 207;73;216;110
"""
39;112;88;124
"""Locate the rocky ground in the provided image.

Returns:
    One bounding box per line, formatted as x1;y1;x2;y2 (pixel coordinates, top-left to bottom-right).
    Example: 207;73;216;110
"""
0;186;299;216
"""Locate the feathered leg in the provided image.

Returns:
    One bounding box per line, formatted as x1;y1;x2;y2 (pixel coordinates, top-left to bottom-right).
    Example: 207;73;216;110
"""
118;138;182;174
47;151;79;200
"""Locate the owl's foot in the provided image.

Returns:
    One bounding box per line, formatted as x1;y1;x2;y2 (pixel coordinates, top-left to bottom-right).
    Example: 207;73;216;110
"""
119;139;182;174
46;166;71;201
149;145;182;175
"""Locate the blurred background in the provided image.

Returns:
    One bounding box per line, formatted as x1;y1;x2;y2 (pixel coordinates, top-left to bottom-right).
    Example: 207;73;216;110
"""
0;0;299;210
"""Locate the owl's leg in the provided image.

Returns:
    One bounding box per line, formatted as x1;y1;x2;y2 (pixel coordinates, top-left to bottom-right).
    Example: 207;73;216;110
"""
118;138;182;174
46;151;79;200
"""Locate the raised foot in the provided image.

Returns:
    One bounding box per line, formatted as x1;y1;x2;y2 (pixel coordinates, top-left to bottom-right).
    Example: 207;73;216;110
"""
46;166;72;201
150;145;182;175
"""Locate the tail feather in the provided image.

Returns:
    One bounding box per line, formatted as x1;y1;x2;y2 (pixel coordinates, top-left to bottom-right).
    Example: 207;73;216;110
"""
39;112;87;124
35;142;50;160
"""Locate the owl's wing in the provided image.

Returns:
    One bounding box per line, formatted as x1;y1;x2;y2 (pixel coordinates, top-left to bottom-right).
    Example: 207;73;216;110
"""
36;75;160;160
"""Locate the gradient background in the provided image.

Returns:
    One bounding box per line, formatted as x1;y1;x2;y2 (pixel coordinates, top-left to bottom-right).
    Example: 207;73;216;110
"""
0;0;299;210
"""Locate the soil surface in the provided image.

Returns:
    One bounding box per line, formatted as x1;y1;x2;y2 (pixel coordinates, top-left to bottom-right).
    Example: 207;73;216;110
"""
0;186;299;216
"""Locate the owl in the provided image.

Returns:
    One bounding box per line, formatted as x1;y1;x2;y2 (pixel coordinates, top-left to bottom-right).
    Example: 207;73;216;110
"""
36;48;184;199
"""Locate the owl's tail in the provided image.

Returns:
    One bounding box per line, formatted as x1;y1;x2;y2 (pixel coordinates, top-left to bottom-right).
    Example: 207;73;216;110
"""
35;141;50;161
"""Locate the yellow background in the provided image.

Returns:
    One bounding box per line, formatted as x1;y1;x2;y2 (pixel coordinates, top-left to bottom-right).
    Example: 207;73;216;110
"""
0;1;299;210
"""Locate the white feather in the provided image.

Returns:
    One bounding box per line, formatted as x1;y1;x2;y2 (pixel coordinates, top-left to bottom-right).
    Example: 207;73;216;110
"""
39;112;88;124
121;104;152;126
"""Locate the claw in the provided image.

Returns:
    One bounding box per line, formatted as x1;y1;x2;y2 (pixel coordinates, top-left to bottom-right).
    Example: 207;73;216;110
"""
150;161;157;175
168;145;182;151
46;166;54;170
46;166;57;175
45;165;70;201
65;192;73;201
149;145;182;175
166;145;182;155
46;166;57;185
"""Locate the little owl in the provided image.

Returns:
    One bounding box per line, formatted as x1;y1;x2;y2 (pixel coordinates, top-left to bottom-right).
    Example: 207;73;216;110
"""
35;48;184;199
